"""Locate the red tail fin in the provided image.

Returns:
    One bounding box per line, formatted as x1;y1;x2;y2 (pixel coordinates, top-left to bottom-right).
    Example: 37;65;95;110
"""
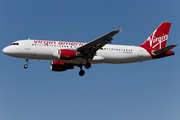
140;22;171;50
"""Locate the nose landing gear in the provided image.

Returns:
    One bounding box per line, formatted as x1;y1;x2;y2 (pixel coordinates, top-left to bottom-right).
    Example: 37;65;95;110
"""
24;58;29;69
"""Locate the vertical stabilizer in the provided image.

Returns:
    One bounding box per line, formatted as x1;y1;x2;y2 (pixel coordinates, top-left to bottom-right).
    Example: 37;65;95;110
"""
139;22;171;50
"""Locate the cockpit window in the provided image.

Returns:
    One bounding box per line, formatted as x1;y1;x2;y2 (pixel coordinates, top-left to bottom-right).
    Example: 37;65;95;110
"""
12;43;19;45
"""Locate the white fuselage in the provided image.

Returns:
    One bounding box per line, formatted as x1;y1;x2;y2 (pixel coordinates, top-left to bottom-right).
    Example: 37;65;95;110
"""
3;39;152;64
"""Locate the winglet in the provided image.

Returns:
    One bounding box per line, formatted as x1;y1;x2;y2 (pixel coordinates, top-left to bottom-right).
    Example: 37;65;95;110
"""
119;28;123;33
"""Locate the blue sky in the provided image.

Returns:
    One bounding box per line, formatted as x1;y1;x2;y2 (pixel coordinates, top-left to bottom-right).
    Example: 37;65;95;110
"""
0;0;180;120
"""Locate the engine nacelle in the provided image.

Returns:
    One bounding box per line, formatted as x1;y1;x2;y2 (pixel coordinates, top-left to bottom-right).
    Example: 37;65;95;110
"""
53;49;80;60
60;49;77;60
50;61;74;72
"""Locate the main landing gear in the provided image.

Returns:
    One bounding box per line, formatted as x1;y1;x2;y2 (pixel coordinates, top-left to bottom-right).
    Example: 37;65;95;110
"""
85;62;91;69
79;66;85;76
78;62;91;76
24;58;28;69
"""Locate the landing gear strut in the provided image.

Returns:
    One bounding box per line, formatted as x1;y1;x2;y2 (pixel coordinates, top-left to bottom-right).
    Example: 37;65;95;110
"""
24;58;29;69
79;65;85;76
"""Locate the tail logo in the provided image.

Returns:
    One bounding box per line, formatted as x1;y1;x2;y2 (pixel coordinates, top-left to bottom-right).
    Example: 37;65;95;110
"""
147;30;168;49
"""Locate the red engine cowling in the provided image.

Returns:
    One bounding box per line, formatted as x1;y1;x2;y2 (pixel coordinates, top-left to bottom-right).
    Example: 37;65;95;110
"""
60;49;77;60
50;61;74;72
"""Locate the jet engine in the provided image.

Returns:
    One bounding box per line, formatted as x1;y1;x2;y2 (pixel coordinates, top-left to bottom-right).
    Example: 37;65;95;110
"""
50;61;74;71
53;49;82;60
59;49;77;60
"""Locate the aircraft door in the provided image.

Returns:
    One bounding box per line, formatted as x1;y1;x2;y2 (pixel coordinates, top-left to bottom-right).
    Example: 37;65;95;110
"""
138;48;143;57
25;38;30;50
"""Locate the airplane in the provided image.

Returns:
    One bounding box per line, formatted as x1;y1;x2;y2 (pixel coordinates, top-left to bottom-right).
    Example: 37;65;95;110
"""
2;22;177;76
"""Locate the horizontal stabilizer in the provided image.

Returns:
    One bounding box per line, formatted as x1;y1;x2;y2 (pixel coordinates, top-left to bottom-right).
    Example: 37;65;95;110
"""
153;44;177;54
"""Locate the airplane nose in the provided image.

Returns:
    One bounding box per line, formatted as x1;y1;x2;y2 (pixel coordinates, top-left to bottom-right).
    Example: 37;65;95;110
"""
3;47;7;54
2;46;11;55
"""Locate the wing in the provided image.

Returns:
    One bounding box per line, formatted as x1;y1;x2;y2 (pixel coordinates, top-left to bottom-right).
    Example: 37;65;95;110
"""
77;30;119;58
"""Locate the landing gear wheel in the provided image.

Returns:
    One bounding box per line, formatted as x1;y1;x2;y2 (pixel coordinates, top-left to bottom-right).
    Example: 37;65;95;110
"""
24;58;29;69
85;62;91;69
24;64;28;69
79;70;85;76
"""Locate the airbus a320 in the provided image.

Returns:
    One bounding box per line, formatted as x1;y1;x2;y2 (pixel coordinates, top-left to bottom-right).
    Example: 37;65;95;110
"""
3;22;177;76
